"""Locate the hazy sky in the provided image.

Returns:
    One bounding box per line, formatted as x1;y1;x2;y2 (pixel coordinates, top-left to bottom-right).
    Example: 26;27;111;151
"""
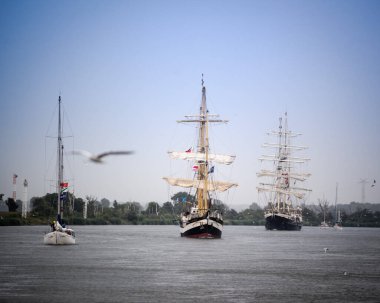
1;0;379;210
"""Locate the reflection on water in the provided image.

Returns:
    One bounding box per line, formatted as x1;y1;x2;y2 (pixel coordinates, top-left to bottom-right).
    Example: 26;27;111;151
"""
0;226;379;302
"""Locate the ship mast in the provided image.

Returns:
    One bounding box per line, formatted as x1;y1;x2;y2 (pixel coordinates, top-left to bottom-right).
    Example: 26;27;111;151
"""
282;112;290;212
276;116;283;212
57;96;64;220
335;182;338;222
197;76;209;214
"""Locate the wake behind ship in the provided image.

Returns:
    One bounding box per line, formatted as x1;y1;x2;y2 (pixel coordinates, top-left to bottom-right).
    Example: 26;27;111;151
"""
257;113;311;231
163;78;237;238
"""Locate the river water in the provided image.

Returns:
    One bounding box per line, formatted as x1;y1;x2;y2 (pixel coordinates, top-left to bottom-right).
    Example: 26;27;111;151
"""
0;225;379;302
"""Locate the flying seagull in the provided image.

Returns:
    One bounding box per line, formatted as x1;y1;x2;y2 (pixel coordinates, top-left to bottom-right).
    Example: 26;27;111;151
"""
72;150;134;163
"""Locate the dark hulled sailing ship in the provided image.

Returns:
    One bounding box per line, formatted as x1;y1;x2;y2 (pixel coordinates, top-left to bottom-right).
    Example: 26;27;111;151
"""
257;113;311;231
163;78;237;238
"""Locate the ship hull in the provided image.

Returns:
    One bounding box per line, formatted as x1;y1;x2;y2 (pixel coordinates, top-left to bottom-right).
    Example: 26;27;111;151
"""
44;231;76;245
265;213;302;231
180;217;223;238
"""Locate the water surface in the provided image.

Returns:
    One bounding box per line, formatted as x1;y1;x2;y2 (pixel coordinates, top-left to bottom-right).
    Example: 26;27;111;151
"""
0;226;379;302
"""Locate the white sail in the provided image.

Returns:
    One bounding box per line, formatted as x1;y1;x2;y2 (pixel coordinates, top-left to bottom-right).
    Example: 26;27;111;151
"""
257;170;311;181
258;182;311;192
163;177;237;192
168;151;235;165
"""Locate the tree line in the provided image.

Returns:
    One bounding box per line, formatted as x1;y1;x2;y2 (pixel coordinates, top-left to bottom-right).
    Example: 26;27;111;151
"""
0;192;379;227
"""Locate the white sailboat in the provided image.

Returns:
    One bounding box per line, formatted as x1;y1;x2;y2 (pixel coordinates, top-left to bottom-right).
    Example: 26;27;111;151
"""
163;78;237;238
333;183;343;230
319;197;330;229
44;96;76;245
257;113;311;230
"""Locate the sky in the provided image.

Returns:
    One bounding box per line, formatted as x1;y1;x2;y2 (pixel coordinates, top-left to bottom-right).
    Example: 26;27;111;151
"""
1;0;379;210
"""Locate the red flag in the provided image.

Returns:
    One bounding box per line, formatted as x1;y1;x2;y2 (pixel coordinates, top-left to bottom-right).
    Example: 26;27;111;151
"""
185;147;192;153
60;182;68;188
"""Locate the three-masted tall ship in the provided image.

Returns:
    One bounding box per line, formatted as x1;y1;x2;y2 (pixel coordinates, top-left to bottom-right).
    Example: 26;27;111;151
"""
44;96;76;245
257;113;311;231
163;78;237;238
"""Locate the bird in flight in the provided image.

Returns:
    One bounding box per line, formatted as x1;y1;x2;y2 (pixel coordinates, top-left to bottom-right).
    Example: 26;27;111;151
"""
71;150;134;163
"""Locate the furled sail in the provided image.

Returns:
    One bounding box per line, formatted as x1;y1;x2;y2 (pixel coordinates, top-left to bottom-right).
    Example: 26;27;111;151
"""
262;143;307;150
163;177;237;192
257;186;305;199
259;155;311;162
257;170;311;181
168;151;235;165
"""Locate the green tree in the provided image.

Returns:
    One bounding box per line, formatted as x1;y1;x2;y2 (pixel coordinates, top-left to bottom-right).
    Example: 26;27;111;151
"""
225;208;239;219
31;193;57;217
101;198;111;209
6;198;18;212
86;196;100;218
145;202;160;215
161;201;174;214
211;199;229;214
73;197;85;213
249;202;261;211
131;202;142;213
302;206;319;226
126;211;138;223
171;192;197;203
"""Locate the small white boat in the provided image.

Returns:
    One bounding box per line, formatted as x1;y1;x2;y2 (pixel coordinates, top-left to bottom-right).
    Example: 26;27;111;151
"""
44;221;75;245
320;221;330;229
319;197;330;229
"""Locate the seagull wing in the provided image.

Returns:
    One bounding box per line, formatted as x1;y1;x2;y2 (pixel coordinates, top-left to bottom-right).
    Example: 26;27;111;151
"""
97;151;134;159
72;150;94;159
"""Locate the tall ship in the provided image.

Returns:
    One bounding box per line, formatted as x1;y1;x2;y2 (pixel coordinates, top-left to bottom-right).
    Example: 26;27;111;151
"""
44;96;76;245
163;78;237;238
257;113;311;231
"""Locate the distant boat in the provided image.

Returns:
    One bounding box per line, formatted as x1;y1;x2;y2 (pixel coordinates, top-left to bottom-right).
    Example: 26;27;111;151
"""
319;197;331;229
44;96;76;245
333;183;343;230
320;221;330;229
163;78;237;238
334;210;343;230
257;113;311;231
